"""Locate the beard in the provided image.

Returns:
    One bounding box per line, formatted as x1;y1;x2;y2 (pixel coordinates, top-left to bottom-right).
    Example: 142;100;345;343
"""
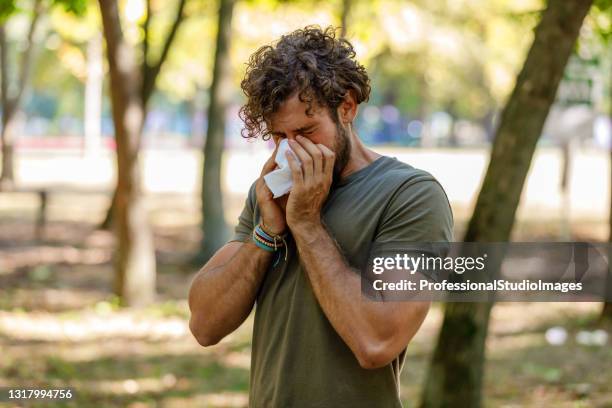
331;121;352;186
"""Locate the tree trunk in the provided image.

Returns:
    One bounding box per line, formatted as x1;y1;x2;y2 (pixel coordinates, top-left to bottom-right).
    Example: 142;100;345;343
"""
99;0;156;307
98;0;186;230
197;0;235;262
99;188;116;229
601;146;612;322
0;26;16;190
603;279;612;322
420;1;593;407
339;0;352;38
0;111;16;190
447;104;459;147
0;0;43;189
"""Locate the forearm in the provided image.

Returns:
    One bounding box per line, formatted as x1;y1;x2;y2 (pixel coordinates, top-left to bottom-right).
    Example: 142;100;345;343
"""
293;223;428;368
293;224;385;350
188;241;273;346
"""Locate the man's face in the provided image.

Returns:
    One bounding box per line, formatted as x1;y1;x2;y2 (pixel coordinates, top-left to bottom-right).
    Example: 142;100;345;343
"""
268;93;351;181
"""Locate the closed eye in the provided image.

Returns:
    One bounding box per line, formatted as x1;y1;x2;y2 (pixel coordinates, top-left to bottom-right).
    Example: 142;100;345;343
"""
298;126;317;136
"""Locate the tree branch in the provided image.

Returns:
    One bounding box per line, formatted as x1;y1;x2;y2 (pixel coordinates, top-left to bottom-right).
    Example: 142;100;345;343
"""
13;0;43;111
0;25;9;117
340;0;352;38
141;0;187;105
141;0;151;77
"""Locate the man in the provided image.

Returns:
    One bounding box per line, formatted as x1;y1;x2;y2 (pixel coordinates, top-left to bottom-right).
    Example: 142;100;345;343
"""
189;26;453;407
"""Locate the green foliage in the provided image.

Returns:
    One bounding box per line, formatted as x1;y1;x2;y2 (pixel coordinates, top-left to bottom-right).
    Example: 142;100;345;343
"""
591;0;611;44
51;0;87;15
0;0;87;21
369;47;427;117
0;1;20;21
3;0;610;127
46;356;78;379
522;362;562;383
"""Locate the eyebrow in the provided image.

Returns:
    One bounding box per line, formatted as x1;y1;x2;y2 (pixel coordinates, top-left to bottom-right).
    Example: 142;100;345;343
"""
271;124;317;137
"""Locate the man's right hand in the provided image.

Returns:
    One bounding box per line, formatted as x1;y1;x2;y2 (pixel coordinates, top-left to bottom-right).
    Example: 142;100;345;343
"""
255;144;287;235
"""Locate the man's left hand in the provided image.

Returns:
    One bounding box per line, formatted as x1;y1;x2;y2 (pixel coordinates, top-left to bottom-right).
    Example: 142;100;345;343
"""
285;136;335;233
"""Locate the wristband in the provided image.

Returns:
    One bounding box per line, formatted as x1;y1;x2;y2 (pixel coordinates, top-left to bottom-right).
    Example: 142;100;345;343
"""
253;224;286;250
252;223;289;266
253;235;275;252
259;222;287;242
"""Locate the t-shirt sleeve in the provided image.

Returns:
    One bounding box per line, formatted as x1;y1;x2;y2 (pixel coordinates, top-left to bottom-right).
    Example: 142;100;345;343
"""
368;178;453;284
229;181;257;243
374;178;454;244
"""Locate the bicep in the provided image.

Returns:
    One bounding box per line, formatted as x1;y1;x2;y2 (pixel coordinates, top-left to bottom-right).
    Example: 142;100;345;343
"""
230;181;257;243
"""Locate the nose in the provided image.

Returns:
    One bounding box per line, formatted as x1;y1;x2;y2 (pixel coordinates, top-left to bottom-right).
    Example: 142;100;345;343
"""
273;134;296;144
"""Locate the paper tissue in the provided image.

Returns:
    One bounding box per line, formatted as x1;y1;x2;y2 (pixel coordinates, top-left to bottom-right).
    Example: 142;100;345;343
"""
263;139;300;198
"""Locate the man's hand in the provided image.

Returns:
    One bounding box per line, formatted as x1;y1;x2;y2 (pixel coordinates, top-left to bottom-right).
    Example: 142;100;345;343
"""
285;135;335;234
255;144;287;235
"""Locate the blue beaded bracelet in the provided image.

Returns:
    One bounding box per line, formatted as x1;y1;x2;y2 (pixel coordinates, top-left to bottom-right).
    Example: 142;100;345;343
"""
253;234;275;252
252;224;288;267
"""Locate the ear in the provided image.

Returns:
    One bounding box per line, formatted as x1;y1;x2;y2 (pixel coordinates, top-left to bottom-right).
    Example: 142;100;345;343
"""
337;91;358;125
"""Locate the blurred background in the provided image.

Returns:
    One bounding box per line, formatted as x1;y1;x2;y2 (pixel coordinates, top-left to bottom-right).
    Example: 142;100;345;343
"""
0;0;610;406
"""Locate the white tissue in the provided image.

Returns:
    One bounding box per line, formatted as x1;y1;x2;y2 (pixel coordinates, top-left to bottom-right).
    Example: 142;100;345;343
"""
264;139;300;198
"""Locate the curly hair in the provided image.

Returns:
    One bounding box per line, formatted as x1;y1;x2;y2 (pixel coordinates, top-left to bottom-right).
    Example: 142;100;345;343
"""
239;26;371;140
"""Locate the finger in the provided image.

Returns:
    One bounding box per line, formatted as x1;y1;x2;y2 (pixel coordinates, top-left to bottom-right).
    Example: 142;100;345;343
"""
317;143;336;177
256;176;273;200
296;135;324;174
286;150;303;185
288;139;314;180
275;194;288;211
260;142;280;176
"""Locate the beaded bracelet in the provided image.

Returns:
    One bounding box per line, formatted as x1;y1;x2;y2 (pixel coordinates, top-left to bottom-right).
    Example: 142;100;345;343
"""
252;223;288;265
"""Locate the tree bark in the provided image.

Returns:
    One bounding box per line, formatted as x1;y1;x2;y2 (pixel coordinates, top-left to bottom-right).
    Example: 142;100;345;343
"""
98;0;187;230
0;103;16;190
601;146;612;322
339;0;352;39
0;25;13;190
99;0;156;307
0;0;43;190
99;188;116;229
197;0;235;262
420;1;593;407
141;0;186;106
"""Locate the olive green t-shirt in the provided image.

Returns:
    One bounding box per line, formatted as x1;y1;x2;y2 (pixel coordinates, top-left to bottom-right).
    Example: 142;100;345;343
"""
231;155;453;408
